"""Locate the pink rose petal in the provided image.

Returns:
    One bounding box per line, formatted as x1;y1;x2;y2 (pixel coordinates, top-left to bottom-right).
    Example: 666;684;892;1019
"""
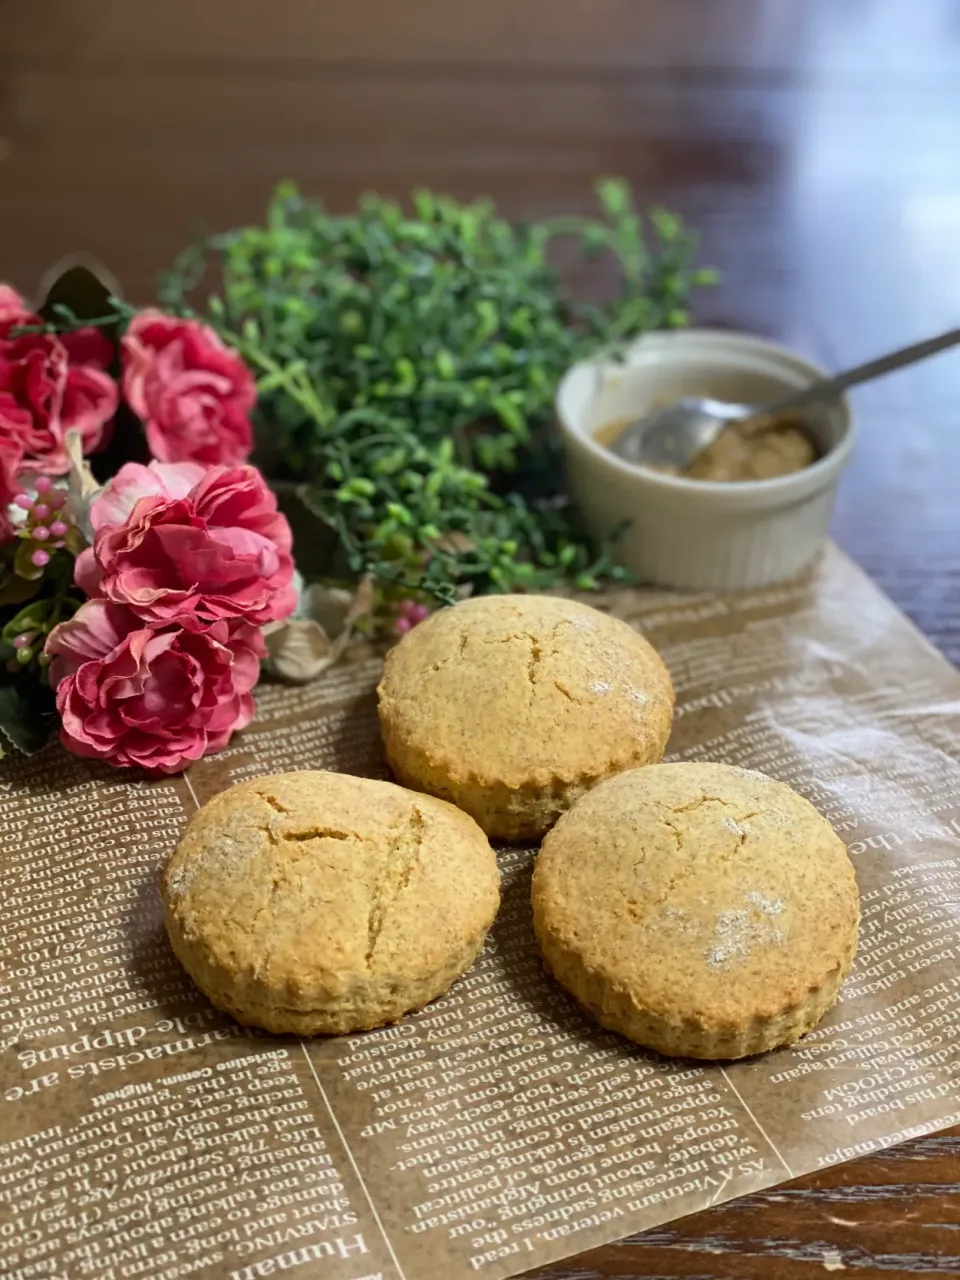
48;602;264;775
83;462;295;628
122;310;255;467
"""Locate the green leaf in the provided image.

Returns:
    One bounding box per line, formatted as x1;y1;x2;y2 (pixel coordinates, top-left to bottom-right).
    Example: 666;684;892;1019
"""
596;177;632;217
0;571;42;608
491;395;527;439
581;224;609;257
1;598;55;646
435;350;456;380
0;677;56;756
13;541;45;581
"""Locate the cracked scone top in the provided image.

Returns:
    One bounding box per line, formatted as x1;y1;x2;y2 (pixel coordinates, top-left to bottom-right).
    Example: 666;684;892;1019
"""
377;594;674;840
532;762;860;1059
162;771;500;1035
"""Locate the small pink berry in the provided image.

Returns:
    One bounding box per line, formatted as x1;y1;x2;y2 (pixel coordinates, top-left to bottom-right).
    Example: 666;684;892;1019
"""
50;520;68;537
394;616;413;637
32;526;50;541
398;599;430;625
31;503;50;521
31;548;50;567
12;633;34;651
52;540;65;550
13;493;32;511
34;476;53;493
46;489;66;510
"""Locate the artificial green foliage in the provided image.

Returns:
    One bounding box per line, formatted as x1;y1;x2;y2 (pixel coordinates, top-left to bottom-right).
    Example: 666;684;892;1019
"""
162;179;715;605
0;547;82;754
0;682;55;756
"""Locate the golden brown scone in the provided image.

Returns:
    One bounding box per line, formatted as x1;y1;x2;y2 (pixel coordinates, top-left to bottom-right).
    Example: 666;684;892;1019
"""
532;762;859;1059
377;594;674;841
162;770;499;1035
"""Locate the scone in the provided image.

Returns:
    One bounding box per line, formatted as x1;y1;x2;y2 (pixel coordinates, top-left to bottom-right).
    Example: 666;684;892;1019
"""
532;762;859;1059
377;594;674;841
162;770;500;1035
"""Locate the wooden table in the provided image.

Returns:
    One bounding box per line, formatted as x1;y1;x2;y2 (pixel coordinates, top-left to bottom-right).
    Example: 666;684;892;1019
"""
3;3;960;1275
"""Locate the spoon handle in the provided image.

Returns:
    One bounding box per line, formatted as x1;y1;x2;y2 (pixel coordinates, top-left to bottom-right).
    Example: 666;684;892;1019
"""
749;326;960;423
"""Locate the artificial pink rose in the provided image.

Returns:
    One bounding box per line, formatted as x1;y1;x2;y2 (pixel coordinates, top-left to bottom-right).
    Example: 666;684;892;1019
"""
0;436;24;541
0;290;114;376
82;458;206;529
45;600;264;774
75;460;297;627
0;287;67;470
60;327;118;454
0;298;117;469
61;327;114;370
0;285;31;326
60;365;118;455
122;310;256;466
0;329;69;470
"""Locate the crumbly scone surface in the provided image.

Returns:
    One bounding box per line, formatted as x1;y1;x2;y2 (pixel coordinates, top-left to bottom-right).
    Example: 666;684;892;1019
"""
377;594;675;838
532;761;860;1057
162;770;500;1034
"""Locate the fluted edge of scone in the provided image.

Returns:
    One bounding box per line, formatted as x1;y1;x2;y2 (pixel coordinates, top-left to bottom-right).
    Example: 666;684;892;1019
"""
533;907;859;1060
165;911;490;1036
380;734;673;842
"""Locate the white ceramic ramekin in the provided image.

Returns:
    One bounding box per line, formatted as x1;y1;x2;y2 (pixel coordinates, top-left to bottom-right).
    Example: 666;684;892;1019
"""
556;330;855;591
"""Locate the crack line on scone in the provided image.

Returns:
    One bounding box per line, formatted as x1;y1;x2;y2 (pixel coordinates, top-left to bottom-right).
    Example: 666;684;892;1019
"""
255;823;356;854
627;802;765;918
526;636;543;689
670;792;733;814
247;874;287;935
431;629;470;671
553;679;583;705
364;806;425;970
628;861;699;917
285;827;353;842
257;791;291;815
665;794;762;823
661;816;684;851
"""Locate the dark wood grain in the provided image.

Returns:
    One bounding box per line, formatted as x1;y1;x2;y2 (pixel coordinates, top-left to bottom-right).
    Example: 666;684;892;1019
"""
2;2;960;1275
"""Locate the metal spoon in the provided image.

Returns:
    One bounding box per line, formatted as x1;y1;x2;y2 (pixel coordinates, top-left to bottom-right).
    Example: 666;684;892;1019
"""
607;326;960;470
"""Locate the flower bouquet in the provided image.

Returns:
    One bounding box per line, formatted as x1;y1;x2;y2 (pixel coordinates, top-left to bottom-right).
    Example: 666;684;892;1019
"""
0;281;301;772
0;179;712;774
